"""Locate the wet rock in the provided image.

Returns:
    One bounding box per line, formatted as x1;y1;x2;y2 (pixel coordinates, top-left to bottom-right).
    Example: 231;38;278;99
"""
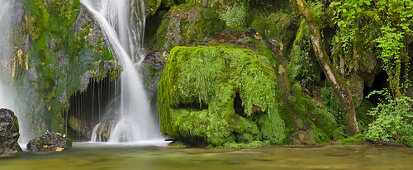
92;115;118;142
0;108;22;158
27;130;72;152
68;117;92;141
291;130;316;145
74;8;112;54
144;51;166;69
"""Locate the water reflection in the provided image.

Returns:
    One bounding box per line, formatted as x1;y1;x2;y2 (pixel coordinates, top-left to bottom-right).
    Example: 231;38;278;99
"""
1;144;412;169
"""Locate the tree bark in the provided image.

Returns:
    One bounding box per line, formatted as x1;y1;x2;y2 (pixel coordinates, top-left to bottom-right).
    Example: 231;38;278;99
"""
290;0;360;135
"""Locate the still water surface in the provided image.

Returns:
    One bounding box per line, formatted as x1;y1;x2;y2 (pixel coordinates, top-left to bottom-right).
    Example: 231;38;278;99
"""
1;143;412;169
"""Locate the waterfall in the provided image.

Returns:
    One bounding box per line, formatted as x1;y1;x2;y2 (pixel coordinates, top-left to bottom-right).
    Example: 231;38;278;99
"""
81;0;165;144
0;0;30;146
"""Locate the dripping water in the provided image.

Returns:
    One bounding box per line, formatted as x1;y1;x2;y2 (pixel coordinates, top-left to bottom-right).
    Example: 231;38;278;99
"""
81;0;165;145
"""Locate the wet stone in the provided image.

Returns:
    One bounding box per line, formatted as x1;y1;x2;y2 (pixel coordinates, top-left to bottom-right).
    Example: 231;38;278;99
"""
27;130;72;152
0;108;22;158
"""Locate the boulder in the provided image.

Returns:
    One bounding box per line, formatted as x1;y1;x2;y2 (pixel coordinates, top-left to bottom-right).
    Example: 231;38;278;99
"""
0;108;22;158
91;115;118;142
158;46;286;147
27;130;72;152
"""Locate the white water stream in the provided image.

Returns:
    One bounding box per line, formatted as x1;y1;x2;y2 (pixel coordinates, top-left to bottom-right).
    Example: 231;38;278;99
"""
81;0;165;144
0;0;30;146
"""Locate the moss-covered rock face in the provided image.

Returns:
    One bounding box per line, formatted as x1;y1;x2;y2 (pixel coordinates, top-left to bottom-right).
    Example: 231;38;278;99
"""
10;0;118;135
201;30;277;65
287;19;321;87
153;3;225;52
158;46;286;147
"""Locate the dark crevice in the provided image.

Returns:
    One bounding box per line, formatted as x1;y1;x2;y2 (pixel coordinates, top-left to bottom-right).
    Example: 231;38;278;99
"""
234;91;246;118
363;70;388;104
144;6;170;49
177;100;208;110
65;76;119;141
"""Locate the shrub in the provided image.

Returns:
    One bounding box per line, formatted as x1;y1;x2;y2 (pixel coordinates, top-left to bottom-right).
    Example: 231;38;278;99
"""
366;90;413;147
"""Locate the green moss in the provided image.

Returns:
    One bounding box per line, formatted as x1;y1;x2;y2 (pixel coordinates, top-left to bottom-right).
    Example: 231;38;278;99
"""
287;19;321;84
250;11;296;56
66;138;72;148
12;0;118;135
146;0;162;16
221;4;249;30
158;46;285;146
282;84;342;143
340;134;366;144
68;117;79;130
154;4;225;52
356;100;374;133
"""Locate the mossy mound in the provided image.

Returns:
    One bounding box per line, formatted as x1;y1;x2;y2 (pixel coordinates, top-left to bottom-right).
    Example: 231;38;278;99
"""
158;46;286;147
153;3;225;52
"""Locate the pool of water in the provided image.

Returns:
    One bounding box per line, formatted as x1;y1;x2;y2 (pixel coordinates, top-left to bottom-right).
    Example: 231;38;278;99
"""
1;143;413;169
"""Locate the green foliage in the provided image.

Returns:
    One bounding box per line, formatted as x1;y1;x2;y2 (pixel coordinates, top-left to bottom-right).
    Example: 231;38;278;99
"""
355;100;374;133
287;19;321;85
340;134;366;144
66;138;73;148
249;11;296;56
366;90;413;146
330;0;413;95
221;4;249;30
321;86;343;125
158;46;286;146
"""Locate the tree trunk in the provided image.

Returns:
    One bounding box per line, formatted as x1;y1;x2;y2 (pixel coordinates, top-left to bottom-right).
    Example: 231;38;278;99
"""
290;0;360;135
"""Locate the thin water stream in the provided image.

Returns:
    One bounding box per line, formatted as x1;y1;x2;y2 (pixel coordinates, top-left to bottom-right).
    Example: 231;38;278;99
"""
1;144;412;169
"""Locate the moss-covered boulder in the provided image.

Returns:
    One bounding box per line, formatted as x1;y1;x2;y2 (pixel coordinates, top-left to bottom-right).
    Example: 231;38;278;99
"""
158;46;286;147
153;3;225;52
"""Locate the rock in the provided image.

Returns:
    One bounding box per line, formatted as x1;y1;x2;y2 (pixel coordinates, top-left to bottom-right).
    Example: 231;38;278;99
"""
158;46;286;146
11;1;25;27
200;29;276;64
68;117;92;140
153;3;225;52
27;130;72;152
0;108;22;158
92;115;118;142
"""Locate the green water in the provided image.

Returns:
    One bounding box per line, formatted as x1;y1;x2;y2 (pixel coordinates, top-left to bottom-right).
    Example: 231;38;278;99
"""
1;144;413;170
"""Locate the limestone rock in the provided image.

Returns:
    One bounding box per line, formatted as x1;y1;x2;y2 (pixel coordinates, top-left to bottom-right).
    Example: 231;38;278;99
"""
27;130;72;152
0;108;22;158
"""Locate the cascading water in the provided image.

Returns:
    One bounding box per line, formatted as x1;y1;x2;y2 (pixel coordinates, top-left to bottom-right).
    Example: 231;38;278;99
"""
81;0;165;144
0;0;30;145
